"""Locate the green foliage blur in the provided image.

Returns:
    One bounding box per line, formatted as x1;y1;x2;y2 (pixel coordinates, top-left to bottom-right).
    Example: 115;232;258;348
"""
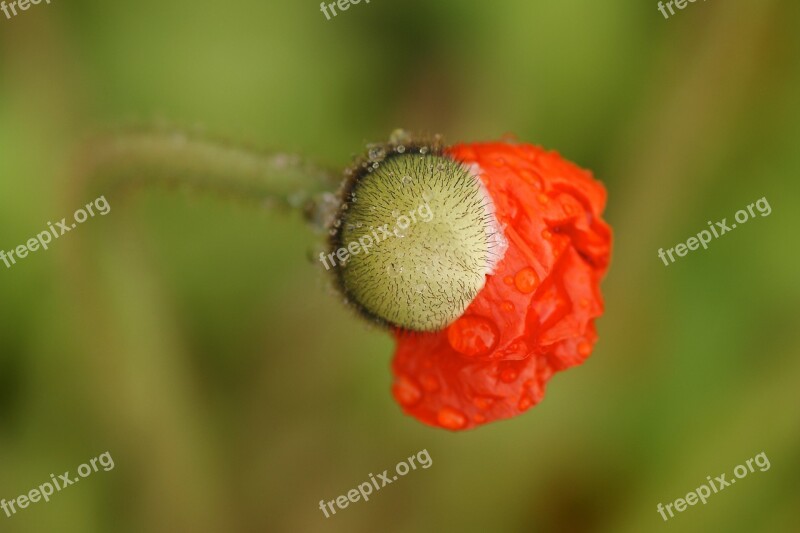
1;1;799;532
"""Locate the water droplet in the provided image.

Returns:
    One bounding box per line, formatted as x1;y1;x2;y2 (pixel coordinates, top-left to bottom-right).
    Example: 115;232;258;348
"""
541;229;552;240
579;298;590;309
537;193;549;204
419;146;429;155
500;367;518;383
437;407;467;430
401;175;413;185
447;315;499;357
393;375;422;407
367;146;386;161
503;276;514;286
396;145;406;154
518;395;533;411
578;341;592;356
386;263;404;277
514;267;539;294
473;396;494;410
500;301;514;312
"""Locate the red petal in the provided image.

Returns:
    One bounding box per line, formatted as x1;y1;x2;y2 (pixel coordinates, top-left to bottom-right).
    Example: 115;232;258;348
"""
391;142;612;430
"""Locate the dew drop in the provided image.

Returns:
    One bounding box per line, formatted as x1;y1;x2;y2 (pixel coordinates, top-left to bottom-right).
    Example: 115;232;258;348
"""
368;146;386;161
541;229;552;240
386;263;404;277
393;375;422;407
500;367;518;383
500;301;514;312
503;276;514;286
447;315;499;357
514;267;539;294
578;341;592;356
473;396;494;410
401;175;413;185
537;193;549;204
518;395;533;411
396;145;406;154
437;407;467;430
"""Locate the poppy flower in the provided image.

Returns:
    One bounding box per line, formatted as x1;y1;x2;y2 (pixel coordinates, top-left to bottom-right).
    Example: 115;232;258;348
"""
329;132;612;431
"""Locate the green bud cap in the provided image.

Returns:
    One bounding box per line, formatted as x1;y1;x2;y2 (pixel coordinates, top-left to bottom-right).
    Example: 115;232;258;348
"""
329;137;506;332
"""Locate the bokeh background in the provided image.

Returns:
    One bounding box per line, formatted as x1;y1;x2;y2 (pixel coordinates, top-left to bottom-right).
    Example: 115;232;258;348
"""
1;1;799;532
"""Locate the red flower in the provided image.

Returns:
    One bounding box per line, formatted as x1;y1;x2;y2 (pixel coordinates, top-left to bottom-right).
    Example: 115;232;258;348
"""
390;141;612;430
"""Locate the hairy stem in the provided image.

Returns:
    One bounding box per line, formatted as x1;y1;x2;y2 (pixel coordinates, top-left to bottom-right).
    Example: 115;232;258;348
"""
70;126;342;230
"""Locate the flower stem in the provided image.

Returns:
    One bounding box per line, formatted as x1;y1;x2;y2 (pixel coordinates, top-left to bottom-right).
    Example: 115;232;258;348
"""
71;125;342;231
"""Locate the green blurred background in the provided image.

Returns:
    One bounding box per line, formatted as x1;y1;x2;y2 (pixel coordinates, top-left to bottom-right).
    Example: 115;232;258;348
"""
1;1;799;532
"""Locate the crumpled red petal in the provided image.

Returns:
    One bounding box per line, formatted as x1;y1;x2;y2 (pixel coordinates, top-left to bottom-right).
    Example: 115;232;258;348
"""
391;141;612;430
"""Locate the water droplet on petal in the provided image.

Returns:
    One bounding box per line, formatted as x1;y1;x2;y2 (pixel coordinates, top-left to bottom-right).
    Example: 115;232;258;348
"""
503;276;514;286
437;407;467;430
501;301;514;312
393;375;422;407
473;396;494;410
514;267;539;294
518;395;533;411
578;341;592;356
541;229;552;240
447;315;499;357
500;367;518;383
